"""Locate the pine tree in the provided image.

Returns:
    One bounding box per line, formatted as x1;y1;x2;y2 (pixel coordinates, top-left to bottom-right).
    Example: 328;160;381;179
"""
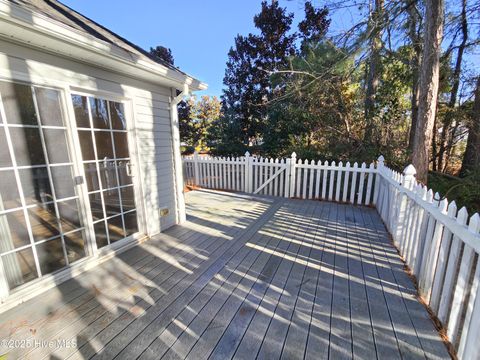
149;45;174;65
221;1;296;146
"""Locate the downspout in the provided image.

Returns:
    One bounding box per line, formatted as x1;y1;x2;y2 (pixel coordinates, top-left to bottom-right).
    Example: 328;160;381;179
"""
169;84;188;224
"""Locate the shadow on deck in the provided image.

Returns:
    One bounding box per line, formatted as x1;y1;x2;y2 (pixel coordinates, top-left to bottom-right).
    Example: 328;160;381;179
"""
0;189;450;359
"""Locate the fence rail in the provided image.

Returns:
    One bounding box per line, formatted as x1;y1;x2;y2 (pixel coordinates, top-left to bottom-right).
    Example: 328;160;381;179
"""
183;151;480;359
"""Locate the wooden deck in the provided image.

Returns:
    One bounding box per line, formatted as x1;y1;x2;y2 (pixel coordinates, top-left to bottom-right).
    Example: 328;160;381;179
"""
0;190;450;359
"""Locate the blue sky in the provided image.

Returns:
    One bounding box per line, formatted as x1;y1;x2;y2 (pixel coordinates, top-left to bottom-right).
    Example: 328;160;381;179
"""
61;0;361;98
61;0;478;99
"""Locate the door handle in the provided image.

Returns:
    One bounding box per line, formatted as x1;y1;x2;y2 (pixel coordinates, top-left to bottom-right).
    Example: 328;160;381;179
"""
126;162;133;177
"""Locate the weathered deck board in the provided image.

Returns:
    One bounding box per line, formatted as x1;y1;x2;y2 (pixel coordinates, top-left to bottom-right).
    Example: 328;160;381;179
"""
329;202;353;360
0;190;450;360
344;204;377;360
279;201;327;360
304;201;336;360
351;205;403;359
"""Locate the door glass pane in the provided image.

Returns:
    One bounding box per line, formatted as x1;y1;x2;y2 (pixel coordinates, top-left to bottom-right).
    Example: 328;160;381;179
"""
64;230;85;263
51;166;75;200
19;167;53;205
107;215;124;243
9;127;46;166
35;88;64;127
95;132;114;158
109;102;126;130
0;127;12;167
103;189;121;216
113;133;129;158
28;205;60;241
43;129;70;164
72;95;90;128
36;238;65;275
0;81;37;125
94;221;108;249
57;199;82;233
78;130;95;161
89;98;109;129
120;186;135;212
89;193;104;221
99;160;118;189
2;248;38;289
124;211;138;237
0;211;30;250
84;163;100;192
0;170;21;210
117;161;132;186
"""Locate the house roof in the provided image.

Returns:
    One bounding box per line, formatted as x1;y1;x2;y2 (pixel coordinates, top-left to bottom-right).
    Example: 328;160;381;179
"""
1;0;207;91
9;0;182;72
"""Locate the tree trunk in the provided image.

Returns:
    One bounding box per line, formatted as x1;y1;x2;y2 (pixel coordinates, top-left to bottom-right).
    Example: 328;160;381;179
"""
432;118;438;171
412;0;444;183
437;0;468;172
407;0;422;152
364;0;384;143
461;77;480;175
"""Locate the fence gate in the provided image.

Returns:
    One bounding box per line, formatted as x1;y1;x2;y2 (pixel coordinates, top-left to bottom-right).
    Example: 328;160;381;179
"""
250;156;289;196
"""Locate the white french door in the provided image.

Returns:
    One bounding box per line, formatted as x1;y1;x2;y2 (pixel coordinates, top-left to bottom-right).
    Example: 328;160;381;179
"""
69;94;141;250
0;81;89;293
0;81;143;297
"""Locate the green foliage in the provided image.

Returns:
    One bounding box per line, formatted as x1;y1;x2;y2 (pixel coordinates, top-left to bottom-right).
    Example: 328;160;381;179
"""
221;1;296;146
180;145;195;155
428;170;480;214
178;96;222;152
208;0;479;212
298;2;330;49
149;45;174;65
219;0;330;155
264;41;363;161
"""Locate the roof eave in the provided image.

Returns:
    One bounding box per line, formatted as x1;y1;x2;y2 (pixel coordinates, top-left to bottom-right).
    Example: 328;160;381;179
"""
0;0;208;92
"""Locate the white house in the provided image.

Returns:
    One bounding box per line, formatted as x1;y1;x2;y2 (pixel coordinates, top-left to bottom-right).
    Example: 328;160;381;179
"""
0;0;206;311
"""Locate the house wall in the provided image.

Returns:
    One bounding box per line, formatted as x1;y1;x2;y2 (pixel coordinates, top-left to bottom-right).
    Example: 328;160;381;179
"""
0;38;180;236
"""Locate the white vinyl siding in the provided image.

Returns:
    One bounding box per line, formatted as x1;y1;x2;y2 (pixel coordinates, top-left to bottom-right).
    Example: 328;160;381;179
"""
134;92;177;234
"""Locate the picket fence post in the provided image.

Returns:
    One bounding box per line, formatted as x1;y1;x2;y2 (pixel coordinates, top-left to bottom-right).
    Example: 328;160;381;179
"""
403;164;416;190
244;151;252;193
286;152;297;198
394;164;416;247
373;155;384;205
193;151;200;186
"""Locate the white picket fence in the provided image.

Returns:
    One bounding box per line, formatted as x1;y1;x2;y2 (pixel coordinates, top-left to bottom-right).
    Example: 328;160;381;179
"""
183;151;480;358
183;152;377;205
376;159;480;359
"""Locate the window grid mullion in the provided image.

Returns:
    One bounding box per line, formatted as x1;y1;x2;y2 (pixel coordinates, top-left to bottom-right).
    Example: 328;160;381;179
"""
107;101;126;236
86;98;110;245
31;86;70;266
